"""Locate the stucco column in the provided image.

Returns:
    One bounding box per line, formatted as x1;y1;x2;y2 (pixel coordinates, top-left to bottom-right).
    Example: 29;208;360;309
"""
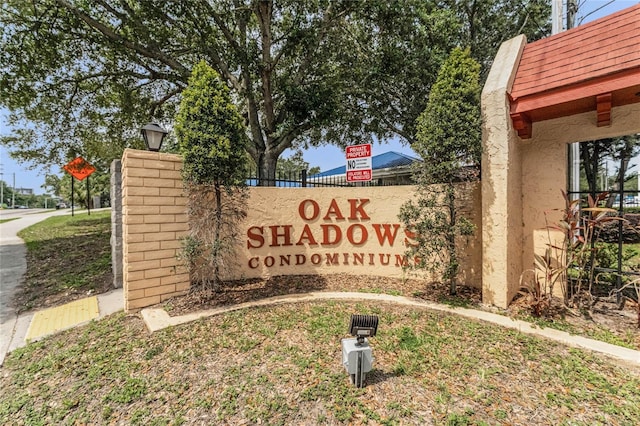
110;159;122;289
481;35;527;308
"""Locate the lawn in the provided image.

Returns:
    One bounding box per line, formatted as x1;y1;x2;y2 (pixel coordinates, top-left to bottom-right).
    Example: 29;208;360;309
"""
15;211;113;312
1;302;639;425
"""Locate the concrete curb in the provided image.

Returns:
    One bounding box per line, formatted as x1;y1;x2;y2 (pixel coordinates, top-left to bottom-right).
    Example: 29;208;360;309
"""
141;291;640;368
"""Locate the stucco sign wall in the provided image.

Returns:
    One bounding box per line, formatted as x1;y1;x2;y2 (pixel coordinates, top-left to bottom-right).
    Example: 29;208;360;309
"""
121;149;482;312
233;186;482;284
242;189;414;277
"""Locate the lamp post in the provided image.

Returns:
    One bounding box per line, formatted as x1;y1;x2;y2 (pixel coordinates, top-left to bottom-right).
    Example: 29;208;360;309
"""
140;122;168;152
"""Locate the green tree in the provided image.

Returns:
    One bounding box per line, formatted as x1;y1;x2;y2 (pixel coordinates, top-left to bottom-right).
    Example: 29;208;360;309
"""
175;61;248;295
275;150;320;178
351;0;549;142
578;135;640;202
0;1;549;184
399;47;481;295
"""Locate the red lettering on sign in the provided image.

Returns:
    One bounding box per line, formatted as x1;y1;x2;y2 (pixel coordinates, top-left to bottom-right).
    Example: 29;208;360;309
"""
269;225;293;247
326;253;339;265
299;199;319;220
404;228;419;247
323;199;345;220
395;255;409;267
372;224;401;246
321;224;342;245
346;224;368;245
348;199;370;220
247;226;265;248
296;224;319;246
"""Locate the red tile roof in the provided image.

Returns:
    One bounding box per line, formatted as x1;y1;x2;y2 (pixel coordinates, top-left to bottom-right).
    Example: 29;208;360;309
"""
508;2;640;138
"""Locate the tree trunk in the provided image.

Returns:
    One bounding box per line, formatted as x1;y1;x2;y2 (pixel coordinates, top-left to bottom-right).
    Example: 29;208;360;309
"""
580;140;601;199
606;148;632;208
447;183;458;295
256;151;279;186
213;182;222;292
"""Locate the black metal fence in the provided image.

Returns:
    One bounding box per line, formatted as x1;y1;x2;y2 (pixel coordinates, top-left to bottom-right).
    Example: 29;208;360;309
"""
567;140;640;305
245;169;412;187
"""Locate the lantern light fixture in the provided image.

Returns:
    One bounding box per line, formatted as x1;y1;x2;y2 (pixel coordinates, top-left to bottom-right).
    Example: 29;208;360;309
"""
141;122;168;152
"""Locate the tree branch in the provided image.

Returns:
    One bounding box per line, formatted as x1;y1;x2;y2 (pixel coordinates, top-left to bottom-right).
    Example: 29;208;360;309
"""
55;0;190;77
255;1;276;135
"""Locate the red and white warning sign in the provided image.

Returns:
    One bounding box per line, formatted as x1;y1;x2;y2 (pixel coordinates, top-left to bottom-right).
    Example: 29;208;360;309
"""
346;144;372;182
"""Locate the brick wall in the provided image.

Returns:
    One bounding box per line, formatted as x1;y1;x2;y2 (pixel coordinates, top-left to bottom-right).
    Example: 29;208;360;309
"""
121;149;190;312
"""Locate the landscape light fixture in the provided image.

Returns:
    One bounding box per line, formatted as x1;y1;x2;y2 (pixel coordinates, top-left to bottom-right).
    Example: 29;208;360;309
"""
341;314;379;388
141;122;168;152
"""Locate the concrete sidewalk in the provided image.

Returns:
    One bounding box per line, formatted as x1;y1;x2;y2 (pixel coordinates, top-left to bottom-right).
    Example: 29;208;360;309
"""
1;289;122;365
0;208;122;366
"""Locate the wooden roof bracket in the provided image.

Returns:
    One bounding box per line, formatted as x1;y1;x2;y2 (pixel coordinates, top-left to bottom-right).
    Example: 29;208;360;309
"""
596;93;612;127
510;112;532;139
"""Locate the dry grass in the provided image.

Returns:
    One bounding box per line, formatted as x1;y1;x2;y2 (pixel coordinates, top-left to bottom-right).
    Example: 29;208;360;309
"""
2;301;639;425
163;274;639;351
15;211;112;313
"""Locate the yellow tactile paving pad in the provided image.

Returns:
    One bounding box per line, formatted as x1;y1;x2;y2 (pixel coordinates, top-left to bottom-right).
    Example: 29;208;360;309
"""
25;297;99;341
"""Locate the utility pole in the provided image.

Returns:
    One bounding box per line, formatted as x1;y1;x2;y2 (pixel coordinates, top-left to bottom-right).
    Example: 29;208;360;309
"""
0;155;3;208
564;0;581;202
567;0;578;30
551;0;563;34
12;172;15;209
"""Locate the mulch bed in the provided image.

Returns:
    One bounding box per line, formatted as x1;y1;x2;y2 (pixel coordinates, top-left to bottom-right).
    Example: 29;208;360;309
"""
159;274;483;317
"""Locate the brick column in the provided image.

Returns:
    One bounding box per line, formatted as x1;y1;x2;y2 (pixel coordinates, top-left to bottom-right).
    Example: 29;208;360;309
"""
121;149;190;312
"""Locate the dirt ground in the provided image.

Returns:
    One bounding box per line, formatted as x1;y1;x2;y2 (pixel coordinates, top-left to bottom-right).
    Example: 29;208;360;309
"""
158;274;640;350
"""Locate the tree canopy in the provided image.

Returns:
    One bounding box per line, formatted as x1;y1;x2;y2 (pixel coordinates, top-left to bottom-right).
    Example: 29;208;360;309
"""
0;0;550;186
175;61;248;186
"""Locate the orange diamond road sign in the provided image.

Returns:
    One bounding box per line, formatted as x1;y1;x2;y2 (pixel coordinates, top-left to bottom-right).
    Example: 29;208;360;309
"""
63;156;96;181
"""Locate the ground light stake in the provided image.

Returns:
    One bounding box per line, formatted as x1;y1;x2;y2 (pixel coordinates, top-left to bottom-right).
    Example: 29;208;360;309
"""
341;314;378;388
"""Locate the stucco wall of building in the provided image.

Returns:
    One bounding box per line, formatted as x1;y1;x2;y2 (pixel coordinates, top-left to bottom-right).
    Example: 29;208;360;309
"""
481;35;526;308
482;33;640;309
521;102;640;285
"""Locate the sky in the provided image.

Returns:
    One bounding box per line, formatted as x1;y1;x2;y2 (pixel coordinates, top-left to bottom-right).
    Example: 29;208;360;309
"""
0;0;637;195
